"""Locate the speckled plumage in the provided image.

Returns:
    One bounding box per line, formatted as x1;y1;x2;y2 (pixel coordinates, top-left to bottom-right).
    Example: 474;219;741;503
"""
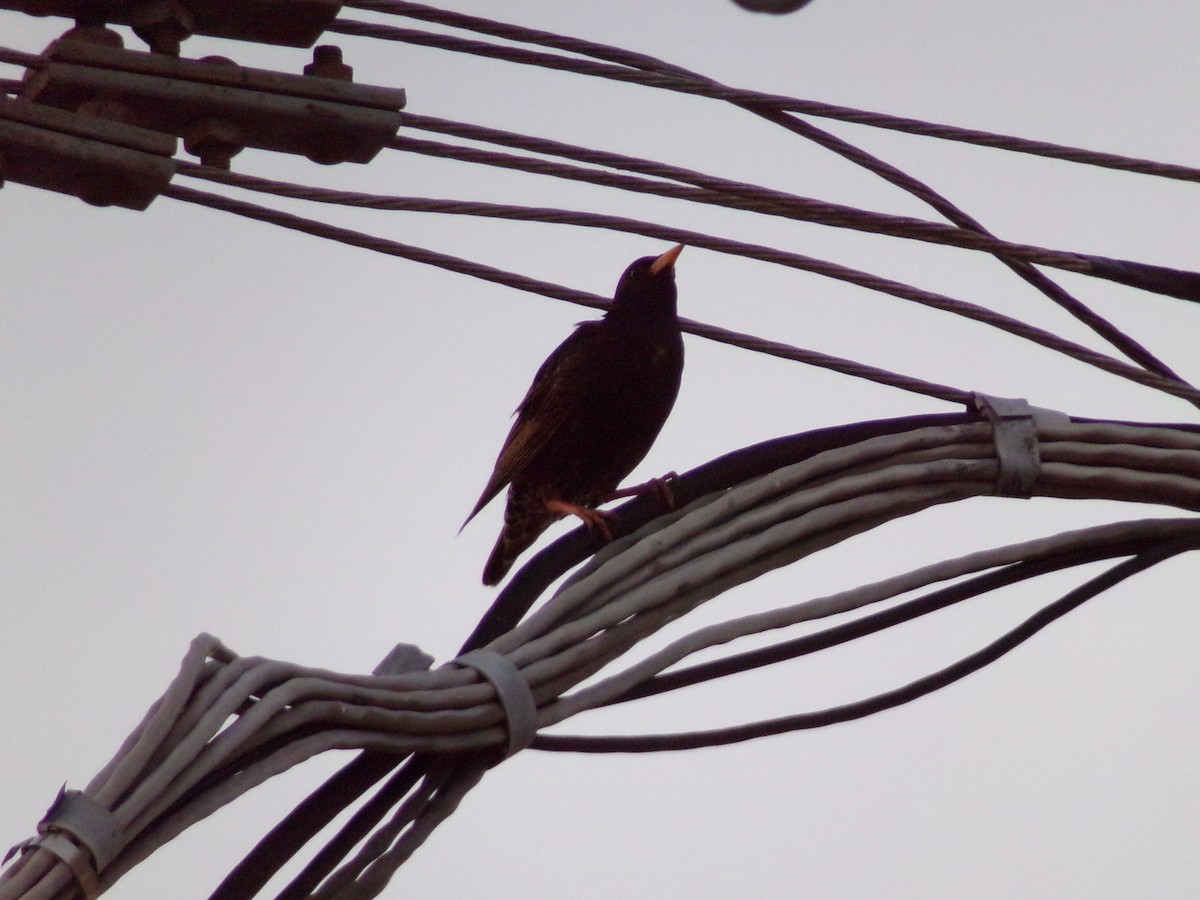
463;245;685;585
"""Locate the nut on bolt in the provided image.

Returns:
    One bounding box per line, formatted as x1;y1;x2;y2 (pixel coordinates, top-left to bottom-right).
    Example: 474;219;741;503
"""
304;46;353;81
131;0;195;55
184;117;244;169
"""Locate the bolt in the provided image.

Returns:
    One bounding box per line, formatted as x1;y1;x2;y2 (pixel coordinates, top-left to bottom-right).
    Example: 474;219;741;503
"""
184;118;244;170
304;45;353;82
131;0;195;56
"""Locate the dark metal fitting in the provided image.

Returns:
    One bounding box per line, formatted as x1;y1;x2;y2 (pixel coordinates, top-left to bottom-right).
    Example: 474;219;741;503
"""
131;0;195;55
76;97;134;124
183;116;243;169
56;24;125;49
304;45;354;82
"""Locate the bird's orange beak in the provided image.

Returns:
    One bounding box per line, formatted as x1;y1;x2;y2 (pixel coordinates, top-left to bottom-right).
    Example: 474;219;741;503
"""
649;243;685;275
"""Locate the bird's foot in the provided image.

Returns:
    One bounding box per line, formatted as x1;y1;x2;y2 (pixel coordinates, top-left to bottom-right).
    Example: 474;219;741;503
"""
544;499;616;543
604;471;679;510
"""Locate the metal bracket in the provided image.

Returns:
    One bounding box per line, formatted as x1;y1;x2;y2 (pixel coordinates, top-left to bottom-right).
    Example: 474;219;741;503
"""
0;0;343;50
20;39;405;166
0;94;176;207
3;786;123;900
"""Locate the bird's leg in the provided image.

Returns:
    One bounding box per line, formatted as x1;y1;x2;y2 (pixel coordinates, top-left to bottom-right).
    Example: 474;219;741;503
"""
544;499;616;543
603;471;679;510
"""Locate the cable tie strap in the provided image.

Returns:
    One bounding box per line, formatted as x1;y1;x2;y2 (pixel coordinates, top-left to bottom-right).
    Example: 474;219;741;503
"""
972;393;1047;497
44;787;122;871
27;832;101;900
455;649;537;757
3;787;123;899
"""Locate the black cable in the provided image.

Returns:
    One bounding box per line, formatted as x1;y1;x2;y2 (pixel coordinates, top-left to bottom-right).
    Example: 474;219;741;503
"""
210;414;967;898
608;527;1200;703
1079;254;1200;306
274;756;448;900
206;754;402;900
212;411;1200;892
460;412;974;650
532;538;1197;752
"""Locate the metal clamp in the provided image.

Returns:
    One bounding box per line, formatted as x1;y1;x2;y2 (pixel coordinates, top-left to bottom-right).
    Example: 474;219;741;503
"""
0;0;343;50
0;94;176;208
4;787;123;900
23;41;406;167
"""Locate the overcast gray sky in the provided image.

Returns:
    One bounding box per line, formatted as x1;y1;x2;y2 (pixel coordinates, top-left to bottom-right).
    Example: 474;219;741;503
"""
3;2;1200;897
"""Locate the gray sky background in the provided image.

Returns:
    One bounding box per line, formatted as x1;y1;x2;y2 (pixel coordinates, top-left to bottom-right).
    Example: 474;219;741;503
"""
3;2;1200;897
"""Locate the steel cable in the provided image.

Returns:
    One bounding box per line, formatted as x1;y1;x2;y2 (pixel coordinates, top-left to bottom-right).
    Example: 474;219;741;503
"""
331;8;1197;378
163;181;1200;407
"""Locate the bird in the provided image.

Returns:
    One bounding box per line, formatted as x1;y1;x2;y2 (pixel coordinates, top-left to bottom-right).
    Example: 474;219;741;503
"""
462;244;686;586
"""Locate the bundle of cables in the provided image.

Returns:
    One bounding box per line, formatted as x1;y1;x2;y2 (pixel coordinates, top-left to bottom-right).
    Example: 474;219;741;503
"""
4;410;1199;900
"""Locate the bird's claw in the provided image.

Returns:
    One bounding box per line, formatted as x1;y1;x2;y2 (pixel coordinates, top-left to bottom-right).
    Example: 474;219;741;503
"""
604;471;678;510
544;499;617;543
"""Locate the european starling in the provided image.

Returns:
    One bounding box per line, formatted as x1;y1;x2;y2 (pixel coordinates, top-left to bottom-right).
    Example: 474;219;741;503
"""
463;244;686;585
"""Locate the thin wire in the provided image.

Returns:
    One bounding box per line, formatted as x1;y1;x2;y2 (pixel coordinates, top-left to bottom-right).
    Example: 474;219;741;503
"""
4;19;1195;374
393;117;1195;376
5;13;1197;192
161;181;972;405
742;105;1190;380
178;156;1093;270
331;8;1192;380
165;178;1200;408
9;18;1189;377
184;152;1196;301
345;2;1200;185
326;14;1190;381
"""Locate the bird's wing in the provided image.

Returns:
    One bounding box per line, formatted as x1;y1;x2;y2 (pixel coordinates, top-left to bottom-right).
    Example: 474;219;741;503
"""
461;323;601;528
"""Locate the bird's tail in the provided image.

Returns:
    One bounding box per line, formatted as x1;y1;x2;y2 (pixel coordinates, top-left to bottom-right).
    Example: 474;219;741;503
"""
482;500;555;586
